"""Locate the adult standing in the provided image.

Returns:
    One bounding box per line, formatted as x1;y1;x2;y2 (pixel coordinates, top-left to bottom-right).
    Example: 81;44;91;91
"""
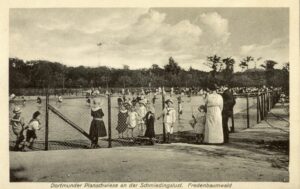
222;87;236;143
89;99;107;148
203;85;224;144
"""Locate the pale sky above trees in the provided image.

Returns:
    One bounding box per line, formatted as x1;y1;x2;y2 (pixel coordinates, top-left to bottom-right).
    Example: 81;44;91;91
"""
9;8;288;72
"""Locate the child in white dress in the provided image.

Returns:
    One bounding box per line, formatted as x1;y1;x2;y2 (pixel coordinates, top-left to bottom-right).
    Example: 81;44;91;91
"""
126;106;139;138
191;105;206;144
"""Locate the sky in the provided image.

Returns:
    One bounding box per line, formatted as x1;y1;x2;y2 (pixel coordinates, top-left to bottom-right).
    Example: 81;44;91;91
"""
9;8;289;72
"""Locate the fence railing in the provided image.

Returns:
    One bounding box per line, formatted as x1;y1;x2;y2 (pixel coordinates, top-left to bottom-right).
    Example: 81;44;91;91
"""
9;89;280;151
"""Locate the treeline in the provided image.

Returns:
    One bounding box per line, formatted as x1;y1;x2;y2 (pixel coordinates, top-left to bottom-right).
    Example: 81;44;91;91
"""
9;56;289;91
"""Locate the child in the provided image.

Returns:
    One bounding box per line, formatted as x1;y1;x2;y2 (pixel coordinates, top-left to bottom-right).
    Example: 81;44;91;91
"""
137;99;147;136
36;97;42;104
144;105;156;145
116;103;128;138
126;105;138;139
177;96;183;120
89;99;107;148
157;99;176;143
191;105;206;144
57;95;63;103
10;107;26;151
26;111;42;149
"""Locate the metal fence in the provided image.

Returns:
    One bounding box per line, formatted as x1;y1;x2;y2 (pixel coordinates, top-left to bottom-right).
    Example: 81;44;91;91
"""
9;89;280;151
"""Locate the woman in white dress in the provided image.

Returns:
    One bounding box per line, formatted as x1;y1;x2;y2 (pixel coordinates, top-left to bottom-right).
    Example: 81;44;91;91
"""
203;85;224;144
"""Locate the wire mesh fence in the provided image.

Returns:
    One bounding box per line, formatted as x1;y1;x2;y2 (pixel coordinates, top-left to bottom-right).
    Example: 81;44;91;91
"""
9;89;280;151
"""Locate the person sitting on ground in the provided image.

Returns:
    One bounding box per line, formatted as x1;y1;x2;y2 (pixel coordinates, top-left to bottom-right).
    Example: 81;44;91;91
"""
25;111;42;150
10;107;26;151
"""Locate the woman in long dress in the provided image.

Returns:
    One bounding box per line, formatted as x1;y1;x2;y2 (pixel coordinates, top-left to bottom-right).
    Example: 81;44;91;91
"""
203;85;224;144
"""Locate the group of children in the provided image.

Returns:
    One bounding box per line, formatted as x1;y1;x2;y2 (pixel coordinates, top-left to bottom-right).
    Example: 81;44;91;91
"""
10;107;42;151
116;97;154;141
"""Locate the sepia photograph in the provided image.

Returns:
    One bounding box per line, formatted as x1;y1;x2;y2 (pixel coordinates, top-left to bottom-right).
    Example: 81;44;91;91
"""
1;1;299;188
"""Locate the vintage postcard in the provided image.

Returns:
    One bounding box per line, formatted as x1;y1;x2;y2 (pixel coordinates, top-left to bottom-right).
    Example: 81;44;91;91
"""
0;0;299;189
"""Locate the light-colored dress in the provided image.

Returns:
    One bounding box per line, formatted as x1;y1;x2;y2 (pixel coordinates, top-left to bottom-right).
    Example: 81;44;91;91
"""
204;92;224;144
137;105;147;124
127;111;138;129
194;112;205;134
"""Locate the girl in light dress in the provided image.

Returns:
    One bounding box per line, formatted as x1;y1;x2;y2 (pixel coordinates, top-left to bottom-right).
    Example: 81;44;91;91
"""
137;100;147;136
126;105;139;139
191;105;206;144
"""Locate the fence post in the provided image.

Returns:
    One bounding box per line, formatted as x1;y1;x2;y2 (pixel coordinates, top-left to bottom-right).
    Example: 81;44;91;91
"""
108;94;112;148
231;113;235;133
45;87;49;151
246;93;250;128
162;91;166;143
261;93;264;120
257;92;260;124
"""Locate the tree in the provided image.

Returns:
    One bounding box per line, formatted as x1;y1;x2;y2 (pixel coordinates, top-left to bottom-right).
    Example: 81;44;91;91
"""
260;60;278;86
283;62;289;72
239;56;254;71
164;57;181;75
222;57;235;84
206;55;222;78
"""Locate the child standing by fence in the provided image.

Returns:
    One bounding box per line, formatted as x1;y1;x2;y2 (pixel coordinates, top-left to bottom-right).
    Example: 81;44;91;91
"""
137;99;147;136
10;107;26;151
157;99;176;143
126;105;138;139
116;103;128;138
191;105;206;144
89;99;107;148
25;111;42;150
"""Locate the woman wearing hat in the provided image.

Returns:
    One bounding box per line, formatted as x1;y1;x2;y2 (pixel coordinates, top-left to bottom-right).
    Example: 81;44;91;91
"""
203;84;224;144
157;99;176;143
89;99;107;148
10;106;26;151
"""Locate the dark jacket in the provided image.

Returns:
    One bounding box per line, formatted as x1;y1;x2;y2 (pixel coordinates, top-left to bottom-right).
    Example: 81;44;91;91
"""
222;89;236;116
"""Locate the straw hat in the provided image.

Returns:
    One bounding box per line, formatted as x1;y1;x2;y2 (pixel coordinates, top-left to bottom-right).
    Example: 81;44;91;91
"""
13;106;22;114
91;98;103;111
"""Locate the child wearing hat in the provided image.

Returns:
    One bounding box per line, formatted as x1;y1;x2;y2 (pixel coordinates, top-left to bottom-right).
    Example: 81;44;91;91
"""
25;111;42;149
89;99;107;148
10;106;26;151
157;99;176;143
